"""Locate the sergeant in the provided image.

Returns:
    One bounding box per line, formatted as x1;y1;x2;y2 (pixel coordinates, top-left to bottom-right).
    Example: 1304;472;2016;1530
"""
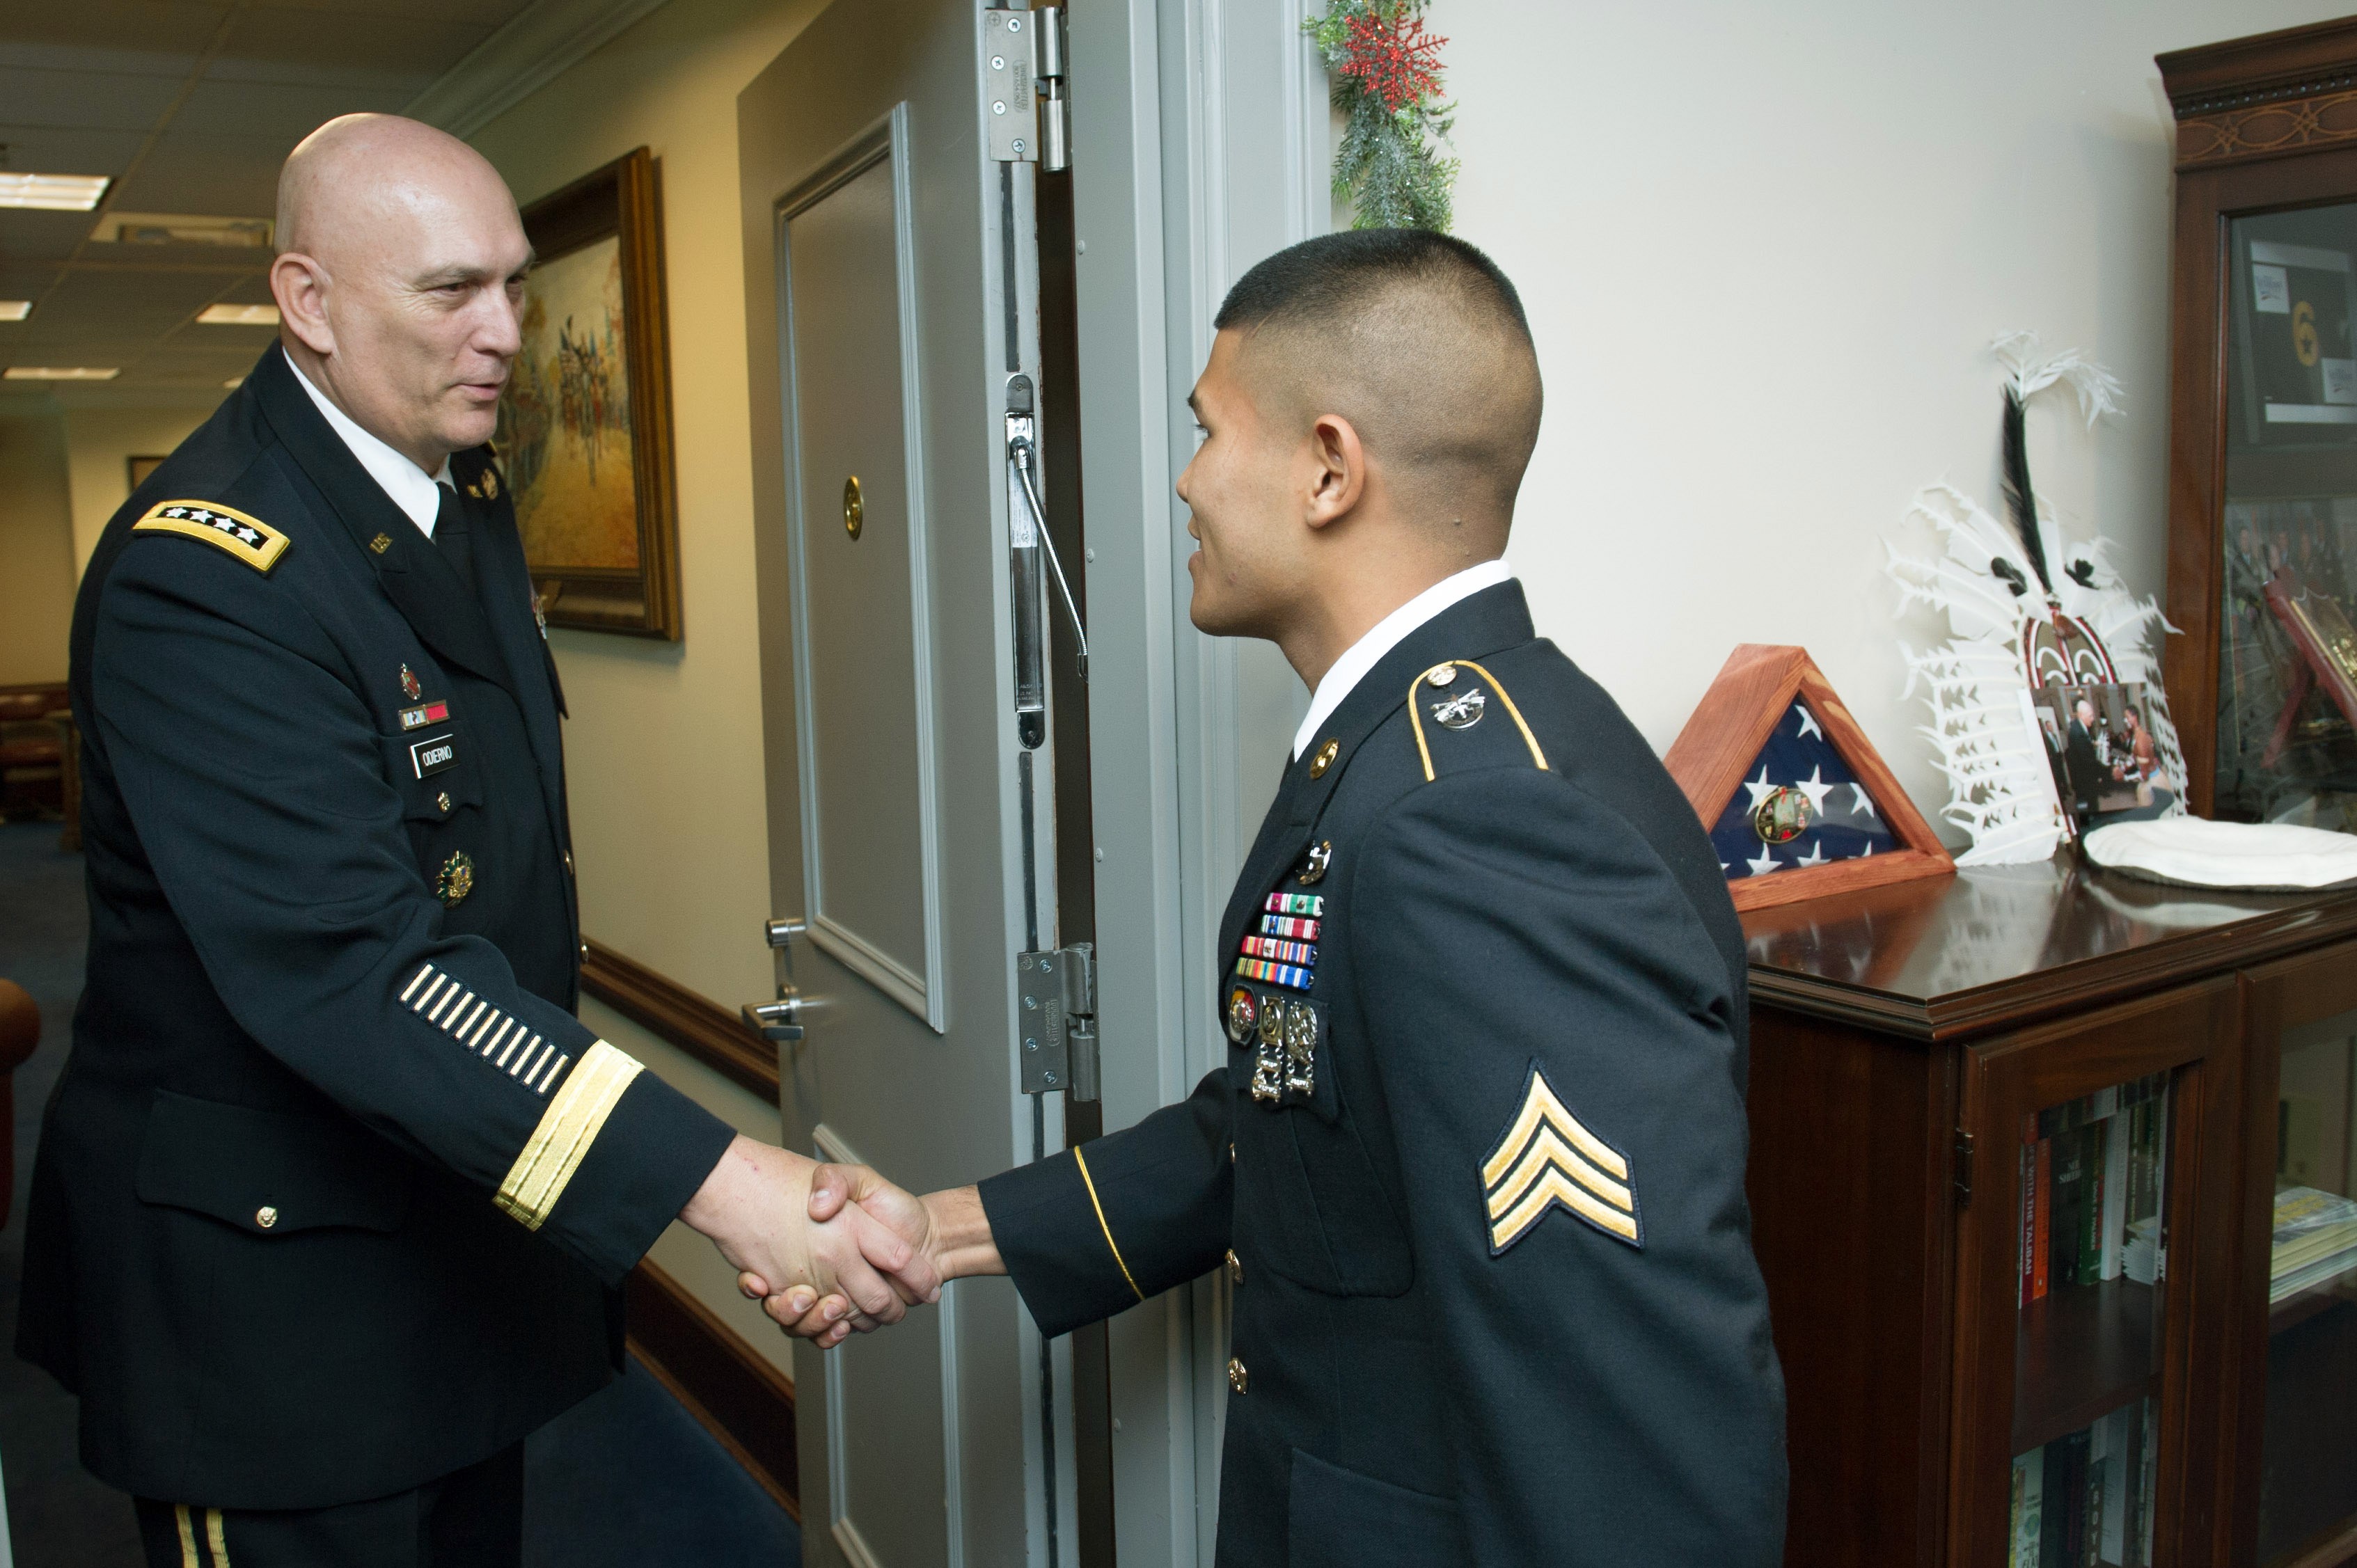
18;115;929;1567
775;230;1789;1565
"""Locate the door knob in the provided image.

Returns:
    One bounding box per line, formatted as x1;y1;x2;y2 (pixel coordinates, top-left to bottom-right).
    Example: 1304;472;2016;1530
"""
743;990;805;1043
764;917;808;949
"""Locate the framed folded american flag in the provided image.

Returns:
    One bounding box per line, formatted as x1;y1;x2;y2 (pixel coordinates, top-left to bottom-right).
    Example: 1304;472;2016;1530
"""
1664;644;1955;912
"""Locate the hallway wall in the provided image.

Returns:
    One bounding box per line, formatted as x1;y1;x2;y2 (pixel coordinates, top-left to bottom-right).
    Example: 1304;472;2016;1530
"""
1436;0;2351;837
0;399;75;688
62;402;221;574
466;0;828;1376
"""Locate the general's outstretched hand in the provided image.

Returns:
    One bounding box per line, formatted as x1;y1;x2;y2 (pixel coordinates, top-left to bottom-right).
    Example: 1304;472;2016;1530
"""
679;1136;940;1338
734;1162;1000;1349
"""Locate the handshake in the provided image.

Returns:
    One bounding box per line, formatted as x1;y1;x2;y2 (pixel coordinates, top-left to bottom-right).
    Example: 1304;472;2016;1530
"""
679;1137;1001;1349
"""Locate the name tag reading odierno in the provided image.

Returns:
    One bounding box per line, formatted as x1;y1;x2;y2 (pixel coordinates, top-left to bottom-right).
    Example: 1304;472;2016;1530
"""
397;701;450;731
409;734;458;779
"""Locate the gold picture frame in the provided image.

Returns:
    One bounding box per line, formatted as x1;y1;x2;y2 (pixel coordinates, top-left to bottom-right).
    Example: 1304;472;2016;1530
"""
498;147;683;640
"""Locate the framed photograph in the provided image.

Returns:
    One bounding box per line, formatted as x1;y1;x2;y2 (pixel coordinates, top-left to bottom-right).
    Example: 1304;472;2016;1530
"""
126;454;165;491
496;146;682;639
2028;681;2179;837
2235;237;2357;448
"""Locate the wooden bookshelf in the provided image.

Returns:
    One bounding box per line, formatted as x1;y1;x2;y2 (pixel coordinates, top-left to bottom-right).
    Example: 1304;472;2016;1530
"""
1743;861;2357;1567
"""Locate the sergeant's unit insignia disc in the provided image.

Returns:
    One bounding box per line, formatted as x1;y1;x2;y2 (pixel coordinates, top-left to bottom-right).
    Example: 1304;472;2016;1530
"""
1432;686;1487;730
1226;985;1259;1045
400;664;423;701
1295;840;1332;885
1425;662;1457;687
436;850;475;907
1307;738;1339;779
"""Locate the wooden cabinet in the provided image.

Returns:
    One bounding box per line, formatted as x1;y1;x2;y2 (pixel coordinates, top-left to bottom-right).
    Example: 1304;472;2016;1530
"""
2158;19;2357;826
1744;865;2357;1567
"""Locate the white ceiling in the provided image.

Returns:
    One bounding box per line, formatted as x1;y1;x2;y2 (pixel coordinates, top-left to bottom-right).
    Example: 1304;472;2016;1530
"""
0;0;539;396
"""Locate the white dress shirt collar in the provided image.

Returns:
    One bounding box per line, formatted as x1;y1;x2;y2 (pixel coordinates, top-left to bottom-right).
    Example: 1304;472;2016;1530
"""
283;347;452;536
1291;558;1517;760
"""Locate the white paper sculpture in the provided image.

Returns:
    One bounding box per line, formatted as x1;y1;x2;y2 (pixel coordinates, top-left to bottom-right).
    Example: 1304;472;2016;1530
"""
1887;333;2188;866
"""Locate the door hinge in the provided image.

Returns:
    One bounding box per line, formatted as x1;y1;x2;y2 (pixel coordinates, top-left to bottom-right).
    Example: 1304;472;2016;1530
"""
984;7;1068;171
1017;944;1096;1100
1953;1128;1974;1207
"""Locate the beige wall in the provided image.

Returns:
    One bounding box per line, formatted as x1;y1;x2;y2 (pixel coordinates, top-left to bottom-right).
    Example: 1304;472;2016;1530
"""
1438;0;2348;835
63;402;221;574
0;398;77;687
468;0;826;1363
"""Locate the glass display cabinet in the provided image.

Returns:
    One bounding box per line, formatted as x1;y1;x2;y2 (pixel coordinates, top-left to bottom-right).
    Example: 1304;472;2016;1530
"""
1740;864;2357;1567
2161;19;2357;829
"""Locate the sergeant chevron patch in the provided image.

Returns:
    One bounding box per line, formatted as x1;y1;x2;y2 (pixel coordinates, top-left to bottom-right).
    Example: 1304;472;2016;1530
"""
1481;1061;1641;1253
132;500;290;573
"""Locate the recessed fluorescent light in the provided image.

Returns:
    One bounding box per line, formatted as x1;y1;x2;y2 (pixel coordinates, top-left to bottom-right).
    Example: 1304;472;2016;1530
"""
3;365;120;381
91;211;270;248
0;301;29;322
196;303;278;326
0;173;111;211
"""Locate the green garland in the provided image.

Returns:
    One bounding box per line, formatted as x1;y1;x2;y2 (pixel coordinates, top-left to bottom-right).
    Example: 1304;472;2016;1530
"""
1306;0;1458;232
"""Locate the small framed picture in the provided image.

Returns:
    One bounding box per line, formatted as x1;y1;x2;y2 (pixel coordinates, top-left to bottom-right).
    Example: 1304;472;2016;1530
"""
497;146;683;640
126;454;166;491
2028;681;2179;837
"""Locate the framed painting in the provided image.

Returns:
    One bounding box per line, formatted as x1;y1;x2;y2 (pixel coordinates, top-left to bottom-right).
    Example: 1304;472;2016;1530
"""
127;455;166;490
496;146;682;639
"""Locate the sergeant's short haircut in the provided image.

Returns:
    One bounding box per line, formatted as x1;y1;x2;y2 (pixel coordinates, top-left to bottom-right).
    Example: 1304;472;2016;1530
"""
1213;230;1543;532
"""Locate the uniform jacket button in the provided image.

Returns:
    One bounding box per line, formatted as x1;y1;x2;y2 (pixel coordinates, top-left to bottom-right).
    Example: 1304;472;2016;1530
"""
562;850;574;876
1227;1356;1248;1394
1226;1249;1243;1285
255;1205;278;1230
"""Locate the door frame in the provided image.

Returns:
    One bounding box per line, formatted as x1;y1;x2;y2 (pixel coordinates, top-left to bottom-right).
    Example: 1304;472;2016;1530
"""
1061;1;1328;1565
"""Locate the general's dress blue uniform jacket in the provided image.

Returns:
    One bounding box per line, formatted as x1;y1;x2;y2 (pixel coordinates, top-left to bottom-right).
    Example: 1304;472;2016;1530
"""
979;583;1788;1567
16;347;735;1510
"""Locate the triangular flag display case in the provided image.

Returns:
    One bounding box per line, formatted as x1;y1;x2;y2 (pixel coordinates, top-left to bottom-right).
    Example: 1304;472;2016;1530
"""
1664;644;1955;912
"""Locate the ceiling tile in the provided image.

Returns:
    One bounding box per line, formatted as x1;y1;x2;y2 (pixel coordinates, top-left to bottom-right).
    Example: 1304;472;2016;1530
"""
110;133;290;216
0;66;190;131
0;122;148;178
0;209;111;262
0;4;235;65
173;76;415;141
216;6;494;85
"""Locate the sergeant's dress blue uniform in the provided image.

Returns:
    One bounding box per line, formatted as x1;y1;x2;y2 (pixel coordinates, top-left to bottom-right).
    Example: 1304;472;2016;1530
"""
17;346;735;1541
979;573;1788;1567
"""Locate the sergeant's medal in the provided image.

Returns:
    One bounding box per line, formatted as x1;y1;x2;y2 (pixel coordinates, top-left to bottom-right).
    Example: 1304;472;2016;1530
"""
1251;1000;1284;1104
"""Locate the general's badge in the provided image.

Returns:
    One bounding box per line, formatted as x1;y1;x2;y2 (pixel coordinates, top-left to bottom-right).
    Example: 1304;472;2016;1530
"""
1480;1062;1640;1253
400;663;423;702
436;850;475;908
1295;841;1332;885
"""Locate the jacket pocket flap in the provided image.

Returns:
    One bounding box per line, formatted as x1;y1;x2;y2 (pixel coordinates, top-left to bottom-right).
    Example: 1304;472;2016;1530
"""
135;1091;411;1236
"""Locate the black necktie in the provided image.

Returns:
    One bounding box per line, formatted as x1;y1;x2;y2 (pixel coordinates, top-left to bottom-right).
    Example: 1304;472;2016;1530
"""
432;483;477;599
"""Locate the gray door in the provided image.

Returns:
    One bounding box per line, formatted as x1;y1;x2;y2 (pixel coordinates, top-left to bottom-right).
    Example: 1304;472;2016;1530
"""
739;5;1062;1566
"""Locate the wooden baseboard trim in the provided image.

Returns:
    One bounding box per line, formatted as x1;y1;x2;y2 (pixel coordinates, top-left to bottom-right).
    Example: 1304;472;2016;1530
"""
581;936;778;1098
626;1257;799;1520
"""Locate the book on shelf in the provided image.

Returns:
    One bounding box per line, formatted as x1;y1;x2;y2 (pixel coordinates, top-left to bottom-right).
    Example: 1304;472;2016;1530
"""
2012;1448;2044;1568
2269;1185;2357;1304
2019;1079;2171;1306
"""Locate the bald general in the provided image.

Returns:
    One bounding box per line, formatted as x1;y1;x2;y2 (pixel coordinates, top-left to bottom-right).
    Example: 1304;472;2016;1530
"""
270;113;532;475
1213;229;1543;537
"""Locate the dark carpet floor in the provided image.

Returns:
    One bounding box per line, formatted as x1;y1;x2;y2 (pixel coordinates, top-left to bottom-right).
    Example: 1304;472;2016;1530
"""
0;820;798;1566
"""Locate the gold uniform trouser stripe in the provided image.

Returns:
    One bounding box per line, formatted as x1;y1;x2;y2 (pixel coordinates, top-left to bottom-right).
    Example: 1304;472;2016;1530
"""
173;1505;230;1566
495;1041;641;1230
1071;1146;1144;1302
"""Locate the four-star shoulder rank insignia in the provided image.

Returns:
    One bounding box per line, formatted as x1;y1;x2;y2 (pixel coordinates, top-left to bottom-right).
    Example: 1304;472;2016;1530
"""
131;500;290;573
1481;1061;1641;1253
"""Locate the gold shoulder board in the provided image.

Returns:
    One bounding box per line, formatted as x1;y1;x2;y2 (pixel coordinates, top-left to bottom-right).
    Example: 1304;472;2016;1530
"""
131;500;290;574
